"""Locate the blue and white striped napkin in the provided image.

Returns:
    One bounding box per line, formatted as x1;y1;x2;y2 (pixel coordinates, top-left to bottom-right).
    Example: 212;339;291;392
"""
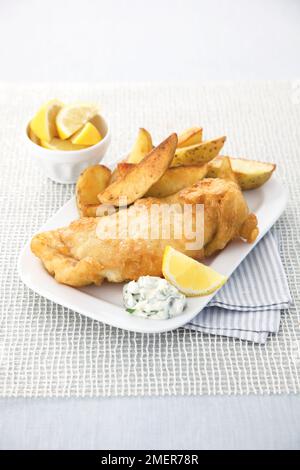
185;231;291;344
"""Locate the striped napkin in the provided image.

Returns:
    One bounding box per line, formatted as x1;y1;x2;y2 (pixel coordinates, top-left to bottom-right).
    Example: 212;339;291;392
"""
185;231;291;344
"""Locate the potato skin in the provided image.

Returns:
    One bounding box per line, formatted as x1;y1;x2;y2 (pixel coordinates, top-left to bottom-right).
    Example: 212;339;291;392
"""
177;127;202;148
146;165;207;197
235;172;274;190
110;162;134;183
207;157;276;190
76;164;111;217
172;136;226;167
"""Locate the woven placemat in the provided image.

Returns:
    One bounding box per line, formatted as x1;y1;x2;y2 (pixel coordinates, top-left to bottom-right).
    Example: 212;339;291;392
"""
0;81;299;397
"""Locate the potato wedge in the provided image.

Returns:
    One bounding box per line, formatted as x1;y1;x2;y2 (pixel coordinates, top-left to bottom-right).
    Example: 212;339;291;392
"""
146;165;207;197
171;136;226;167
98;133;178;206
109;162;134;183
76;164;111;217
116;162;134;177
127;128;153;163
212;156;237;183
109;167;120;184
177;127;203;148
78;204;99;218
110;162;207;197
207;157;276;190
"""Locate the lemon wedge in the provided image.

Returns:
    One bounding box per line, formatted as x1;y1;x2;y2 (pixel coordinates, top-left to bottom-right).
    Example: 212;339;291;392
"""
70;122;102;146
56;103;99;140
41;138;87;151
162;246;227;296
28;128;41;145
30;99;63;141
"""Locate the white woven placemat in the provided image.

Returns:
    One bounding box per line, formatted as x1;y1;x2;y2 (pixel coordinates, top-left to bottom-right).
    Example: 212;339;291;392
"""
0;81;299;397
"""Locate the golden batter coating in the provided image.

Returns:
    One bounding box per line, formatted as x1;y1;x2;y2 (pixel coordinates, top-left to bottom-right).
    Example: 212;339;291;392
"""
31;179;258;287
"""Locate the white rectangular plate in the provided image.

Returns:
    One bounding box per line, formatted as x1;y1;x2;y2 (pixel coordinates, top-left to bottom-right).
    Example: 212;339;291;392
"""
18;177;287;333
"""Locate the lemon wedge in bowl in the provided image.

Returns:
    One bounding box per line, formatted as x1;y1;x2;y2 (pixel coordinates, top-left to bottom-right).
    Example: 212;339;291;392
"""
41;138;87;151
28;128;40;145
70;122;102;146
162;246;227;296
56;103;99;140
30;99;63;141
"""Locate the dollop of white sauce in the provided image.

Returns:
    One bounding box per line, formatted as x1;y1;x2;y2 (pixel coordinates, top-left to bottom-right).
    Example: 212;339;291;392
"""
123;276;187;320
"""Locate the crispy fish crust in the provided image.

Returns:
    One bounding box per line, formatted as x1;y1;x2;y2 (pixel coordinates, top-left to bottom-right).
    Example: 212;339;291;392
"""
31;179;258;287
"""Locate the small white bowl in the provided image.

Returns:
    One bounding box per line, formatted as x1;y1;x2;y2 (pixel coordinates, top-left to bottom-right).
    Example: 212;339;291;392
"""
25;114;111;184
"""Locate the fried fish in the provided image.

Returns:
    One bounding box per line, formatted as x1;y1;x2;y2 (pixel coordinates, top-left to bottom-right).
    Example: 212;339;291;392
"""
31;179;258;287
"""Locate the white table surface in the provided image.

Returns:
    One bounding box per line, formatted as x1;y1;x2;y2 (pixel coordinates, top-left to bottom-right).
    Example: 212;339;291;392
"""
1;0;300;450
0;395;299;450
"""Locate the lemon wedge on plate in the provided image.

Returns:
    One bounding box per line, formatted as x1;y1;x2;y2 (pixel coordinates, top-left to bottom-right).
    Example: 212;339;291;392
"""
41;138;87;151
56;103;99;140
30;99;63;141
70;122;102;146
162;246;227;296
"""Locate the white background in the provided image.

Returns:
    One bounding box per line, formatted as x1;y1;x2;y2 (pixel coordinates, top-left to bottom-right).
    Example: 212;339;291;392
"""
1;0;300;81
1;0;300;450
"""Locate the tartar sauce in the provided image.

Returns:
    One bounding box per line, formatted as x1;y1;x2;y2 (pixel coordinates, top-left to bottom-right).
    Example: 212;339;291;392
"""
123;276;186;320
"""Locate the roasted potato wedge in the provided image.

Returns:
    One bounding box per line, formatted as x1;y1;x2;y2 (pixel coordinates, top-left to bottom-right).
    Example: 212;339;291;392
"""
213;156;237;183
109;162;134;183
109;167;120;184
177;127;203;148
171;136;226;167
146;165;207;197
78;204;99;218
112;162;207;197
207;157;276;189
127;128;153;163
76;164;111;217
98;133;178;206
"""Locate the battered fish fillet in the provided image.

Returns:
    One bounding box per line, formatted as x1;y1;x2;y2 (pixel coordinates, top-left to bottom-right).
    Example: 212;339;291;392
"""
31;179;258;287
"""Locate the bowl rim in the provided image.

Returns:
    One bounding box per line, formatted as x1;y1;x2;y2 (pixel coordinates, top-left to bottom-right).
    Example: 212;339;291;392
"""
25;112;110;156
